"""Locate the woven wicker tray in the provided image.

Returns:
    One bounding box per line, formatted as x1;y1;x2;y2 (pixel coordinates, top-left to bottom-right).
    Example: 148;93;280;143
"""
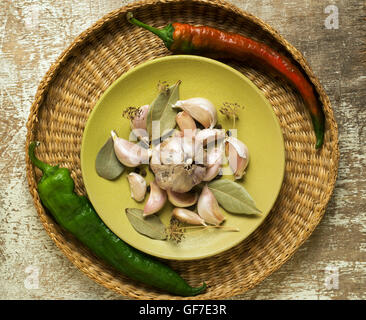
26;0;339;299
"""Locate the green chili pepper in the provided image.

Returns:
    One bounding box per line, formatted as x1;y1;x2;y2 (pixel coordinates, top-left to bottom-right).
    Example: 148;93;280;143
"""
28;141;206;296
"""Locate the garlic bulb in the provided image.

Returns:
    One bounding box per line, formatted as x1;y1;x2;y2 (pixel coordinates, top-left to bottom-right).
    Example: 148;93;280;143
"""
197;185;225;225
150;135;206;192
127;172;147;202
172;208;206;225
174;98;217;129
143;181;167;216
151;163;206;193
225;137;249;179
167;189;198;207
111;131;150;167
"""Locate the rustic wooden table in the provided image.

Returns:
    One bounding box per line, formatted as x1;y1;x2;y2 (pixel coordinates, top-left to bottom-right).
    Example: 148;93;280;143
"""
0;0;365;300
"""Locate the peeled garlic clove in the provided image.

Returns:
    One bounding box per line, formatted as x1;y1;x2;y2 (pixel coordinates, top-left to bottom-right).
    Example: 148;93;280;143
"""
174;98;217;128
143;181;167;216
225;137;249;179
172;208;206;225
176;111;197;133
167;189;198;207
197;185;225;225
111;131;150;167
131;104;149;130
127;172;147;202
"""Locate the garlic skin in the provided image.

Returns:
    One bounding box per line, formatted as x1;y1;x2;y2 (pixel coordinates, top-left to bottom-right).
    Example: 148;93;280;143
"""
172;208;206;225
167;189;198;207
111;131;150;167
127;172;147;202
143;181;167;216
225;137;249;179
131;104;149;130
174;98;217;129
197;185;225;225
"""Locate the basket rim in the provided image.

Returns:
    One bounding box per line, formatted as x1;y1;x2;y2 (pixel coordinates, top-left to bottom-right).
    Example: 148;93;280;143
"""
25;0;339;300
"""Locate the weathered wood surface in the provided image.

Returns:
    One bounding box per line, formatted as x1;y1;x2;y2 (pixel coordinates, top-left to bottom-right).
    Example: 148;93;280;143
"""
0;0;365;299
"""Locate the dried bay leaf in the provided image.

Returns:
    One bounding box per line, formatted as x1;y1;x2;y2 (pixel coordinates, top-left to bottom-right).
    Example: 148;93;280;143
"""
95;137;124;180
125;208;167;240
208;179;261;214
147;81;181;137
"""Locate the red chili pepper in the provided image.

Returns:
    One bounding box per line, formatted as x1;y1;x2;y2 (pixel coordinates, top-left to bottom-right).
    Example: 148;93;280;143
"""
127;13;325;149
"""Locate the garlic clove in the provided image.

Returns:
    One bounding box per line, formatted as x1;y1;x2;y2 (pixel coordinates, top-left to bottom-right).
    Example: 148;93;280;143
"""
130;128;149;147
197;185;225;225
206;146;224;166
202;147;224;181
225;137;249;179
172;208;206;225
131;104;149;130
127;172;147;202
159;136;185;165
181;134;195;164
176;111;197;133
194;129;225;165
174;98;217;128
203;162;221;181
150;143;161;165
143;181;167;216
167;189;198;207
111;131;150;167
195;129;225;147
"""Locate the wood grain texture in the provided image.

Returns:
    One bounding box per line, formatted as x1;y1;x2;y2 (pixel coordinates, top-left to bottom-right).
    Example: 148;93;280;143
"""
0;0;365;299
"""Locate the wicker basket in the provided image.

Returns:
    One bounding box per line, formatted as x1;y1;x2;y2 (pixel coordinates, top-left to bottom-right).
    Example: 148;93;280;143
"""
26;0;339;299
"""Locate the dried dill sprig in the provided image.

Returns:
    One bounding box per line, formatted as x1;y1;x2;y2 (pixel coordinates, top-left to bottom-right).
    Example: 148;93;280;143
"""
219;102;244;128
166;216;240;244
166;216;185;244
122;106;142;121
157;80;169;94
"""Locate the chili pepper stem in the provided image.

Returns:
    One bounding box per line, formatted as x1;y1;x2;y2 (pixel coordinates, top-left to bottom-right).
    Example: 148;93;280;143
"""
126;12;174;48
28;141;57;177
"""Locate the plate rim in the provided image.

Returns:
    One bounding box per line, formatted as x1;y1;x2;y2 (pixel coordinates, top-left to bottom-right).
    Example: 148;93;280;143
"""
81;54;285;260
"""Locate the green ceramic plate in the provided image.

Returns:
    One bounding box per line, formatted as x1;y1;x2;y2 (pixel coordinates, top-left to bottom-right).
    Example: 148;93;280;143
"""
81;55;285;260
